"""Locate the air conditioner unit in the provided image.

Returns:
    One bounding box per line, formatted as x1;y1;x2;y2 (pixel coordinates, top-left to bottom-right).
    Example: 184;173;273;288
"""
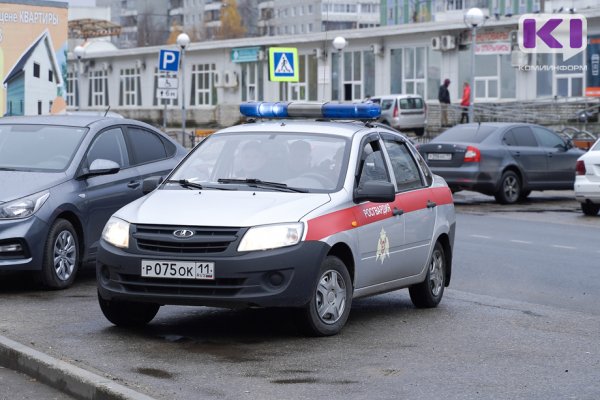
224;70;238;88
511;50;530;67
313;48;325;60
214;71;224;87
370;43;384;56
431;36;441;51
258;49;265;61
441;35;456;51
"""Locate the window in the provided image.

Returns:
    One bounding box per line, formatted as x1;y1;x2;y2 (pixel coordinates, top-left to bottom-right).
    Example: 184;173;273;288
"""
66;70;77;107
383;139;423;191
37;101;42;115
48;70;53;82
87;127;128;168
33;63;40;78
89;69;109;107
190;63;217;106
508;127;537;147
126;127;167;165
119;67;141;106
536;52;584;98
531;126;565;149
467;54;515;100
280;54;318;101
241;63;263;102
390;49;402;94
358;140;390;187
389;47;427;97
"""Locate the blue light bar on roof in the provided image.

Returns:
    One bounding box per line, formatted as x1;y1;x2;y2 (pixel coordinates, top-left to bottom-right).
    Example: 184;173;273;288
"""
240;102;381;120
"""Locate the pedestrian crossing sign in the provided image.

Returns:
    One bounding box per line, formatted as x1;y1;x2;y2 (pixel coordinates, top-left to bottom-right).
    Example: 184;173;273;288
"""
269;47;299;82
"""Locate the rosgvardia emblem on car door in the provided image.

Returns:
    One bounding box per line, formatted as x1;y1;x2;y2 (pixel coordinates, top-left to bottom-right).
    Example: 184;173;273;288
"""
375;228;390;264
173;229;194;238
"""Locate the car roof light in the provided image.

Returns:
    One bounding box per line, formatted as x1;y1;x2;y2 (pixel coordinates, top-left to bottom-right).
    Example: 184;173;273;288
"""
239;102;381;120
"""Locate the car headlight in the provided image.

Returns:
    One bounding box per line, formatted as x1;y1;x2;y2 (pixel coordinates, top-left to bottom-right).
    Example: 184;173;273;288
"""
238;223;303;252
0;191;50;219
102;217;130;249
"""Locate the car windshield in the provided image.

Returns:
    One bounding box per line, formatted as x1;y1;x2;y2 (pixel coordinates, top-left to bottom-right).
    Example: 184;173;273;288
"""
435;125;497;143
169;132;349;193
0;124;87;171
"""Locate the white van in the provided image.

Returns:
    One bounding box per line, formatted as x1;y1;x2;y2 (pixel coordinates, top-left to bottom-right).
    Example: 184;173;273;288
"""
370;94;427;136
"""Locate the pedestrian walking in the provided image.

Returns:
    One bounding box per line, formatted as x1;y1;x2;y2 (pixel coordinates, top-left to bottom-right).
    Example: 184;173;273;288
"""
438;78;451;127
460;81;470;123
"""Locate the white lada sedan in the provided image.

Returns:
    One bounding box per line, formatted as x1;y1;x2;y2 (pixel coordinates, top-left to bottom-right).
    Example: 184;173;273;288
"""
575;138;600;216
97;102;456;336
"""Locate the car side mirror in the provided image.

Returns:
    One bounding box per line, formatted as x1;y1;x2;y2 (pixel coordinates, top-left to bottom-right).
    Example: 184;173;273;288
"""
142;176;163;195
79;159;120;179
354;181;396;203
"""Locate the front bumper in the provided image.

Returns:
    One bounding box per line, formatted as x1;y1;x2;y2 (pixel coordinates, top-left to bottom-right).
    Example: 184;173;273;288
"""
0;216;48;271
97;239;330;308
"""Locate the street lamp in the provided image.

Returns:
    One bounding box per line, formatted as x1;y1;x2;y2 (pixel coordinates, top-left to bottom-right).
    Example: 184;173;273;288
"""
73;45;85;111
177;32;191;147
332;36;347;102
464;7;485;123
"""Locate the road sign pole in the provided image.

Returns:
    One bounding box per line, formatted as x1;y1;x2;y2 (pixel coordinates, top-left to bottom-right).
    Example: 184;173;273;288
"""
181;47;187;148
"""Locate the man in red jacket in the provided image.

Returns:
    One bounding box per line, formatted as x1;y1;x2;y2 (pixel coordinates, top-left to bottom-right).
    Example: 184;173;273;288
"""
460;82;470;123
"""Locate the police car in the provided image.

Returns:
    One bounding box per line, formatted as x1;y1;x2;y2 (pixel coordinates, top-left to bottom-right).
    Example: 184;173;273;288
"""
96;102;456;336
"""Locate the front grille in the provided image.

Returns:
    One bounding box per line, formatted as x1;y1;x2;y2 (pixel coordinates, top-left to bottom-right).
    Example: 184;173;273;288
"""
115;273;247;297
133;225;241;255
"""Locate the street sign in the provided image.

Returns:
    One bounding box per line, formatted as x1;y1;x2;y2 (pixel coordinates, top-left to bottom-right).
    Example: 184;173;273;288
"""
156;88;178;99
268;47;299;82
158;49;180;72
158;77;178;89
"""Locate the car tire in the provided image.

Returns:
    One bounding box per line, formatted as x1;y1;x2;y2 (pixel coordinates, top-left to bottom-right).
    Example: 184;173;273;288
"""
98;292;160;327
40;219;80;289
519;189;532;201
581;202;600;216
409;242;445;308
414;128;425;137
495;171;521;204
296;256;353;336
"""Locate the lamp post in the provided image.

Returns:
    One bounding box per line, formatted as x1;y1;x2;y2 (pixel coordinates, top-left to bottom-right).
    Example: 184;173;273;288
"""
73;45;85;111
332;36;347;102
177;33;190;147
464;8;485;123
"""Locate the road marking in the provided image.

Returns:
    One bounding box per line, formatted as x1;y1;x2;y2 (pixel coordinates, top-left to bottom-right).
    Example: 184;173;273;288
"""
551;245;576;250
470;234;492;239
510;240;532;244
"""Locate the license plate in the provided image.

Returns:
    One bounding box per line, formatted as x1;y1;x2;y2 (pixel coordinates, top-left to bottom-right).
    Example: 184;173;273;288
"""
141;260;215;280
428;153;452;161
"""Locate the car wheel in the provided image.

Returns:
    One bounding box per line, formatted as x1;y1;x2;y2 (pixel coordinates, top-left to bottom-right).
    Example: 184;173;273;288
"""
581;202;600;216
409;242;445;308
495;171;521;204
40;219;80;289
98;292;160;327
414;128;425;137
297;256;352;336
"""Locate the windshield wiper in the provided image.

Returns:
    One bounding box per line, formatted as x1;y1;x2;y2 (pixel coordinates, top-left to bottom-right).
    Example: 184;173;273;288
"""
165;179;204;190
217;178;308;193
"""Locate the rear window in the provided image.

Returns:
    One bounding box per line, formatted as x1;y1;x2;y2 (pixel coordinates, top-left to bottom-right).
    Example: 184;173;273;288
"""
434;125;497;143
380;99;394;111
399;97;423;110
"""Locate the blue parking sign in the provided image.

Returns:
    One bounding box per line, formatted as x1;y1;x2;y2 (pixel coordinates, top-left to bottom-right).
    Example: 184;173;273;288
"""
158;49;180;72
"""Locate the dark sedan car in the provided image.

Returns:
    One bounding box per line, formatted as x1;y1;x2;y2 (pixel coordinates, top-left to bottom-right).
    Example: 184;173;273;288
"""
418;123;585;204
0;115;186;289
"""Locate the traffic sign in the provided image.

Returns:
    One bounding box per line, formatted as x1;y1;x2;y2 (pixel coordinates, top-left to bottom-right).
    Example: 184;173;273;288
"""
158;49;180;72
268;47;299;82
156;88;178;99
158;77;178;89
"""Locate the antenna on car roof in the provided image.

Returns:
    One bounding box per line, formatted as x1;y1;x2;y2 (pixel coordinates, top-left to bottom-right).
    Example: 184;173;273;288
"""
104;106;111;117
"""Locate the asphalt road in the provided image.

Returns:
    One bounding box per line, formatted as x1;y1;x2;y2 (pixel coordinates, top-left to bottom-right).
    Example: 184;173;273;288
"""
0;190;598;400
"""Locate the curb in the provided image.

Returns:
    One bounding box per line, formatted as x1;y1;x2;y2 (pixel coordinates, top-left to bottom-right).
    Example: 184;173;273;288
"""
0;334;155;400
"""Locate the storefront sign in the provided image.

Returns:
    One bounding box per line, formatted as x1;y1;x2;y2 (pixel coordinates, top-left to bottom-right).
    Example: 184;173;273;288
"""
585;35;600;97
475;42;511;55
231;47;261;63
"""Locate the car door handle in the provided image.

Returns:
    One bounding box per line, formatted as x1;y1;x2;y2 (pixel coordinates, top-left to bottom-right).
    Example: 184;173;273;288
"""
393;207;404;216
127;181;141;189
427;200;437;209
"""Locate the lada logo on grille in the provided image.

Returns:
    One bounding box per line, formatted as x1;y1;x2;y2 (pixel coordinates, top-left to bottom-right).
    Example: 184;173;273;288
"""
173;229;194;238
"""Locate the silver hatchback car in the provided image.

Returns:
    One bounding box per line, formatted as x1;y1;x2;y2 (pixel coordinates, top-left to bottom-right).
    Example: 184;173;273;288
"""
97;102;455;336
370;94;427;136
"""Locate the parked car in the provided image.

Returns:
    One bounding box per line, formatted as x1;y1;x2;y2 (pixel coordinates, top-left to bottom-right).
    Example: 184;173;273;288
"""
370;94;427;136
96;102;455;336
0;115;187;289
418;123;585;204
575;138;600;216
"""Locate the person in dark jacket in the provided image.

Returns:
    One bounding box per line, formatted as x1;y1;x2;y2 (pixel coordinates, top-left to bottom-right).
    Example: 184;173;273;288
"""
438;78;451;127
